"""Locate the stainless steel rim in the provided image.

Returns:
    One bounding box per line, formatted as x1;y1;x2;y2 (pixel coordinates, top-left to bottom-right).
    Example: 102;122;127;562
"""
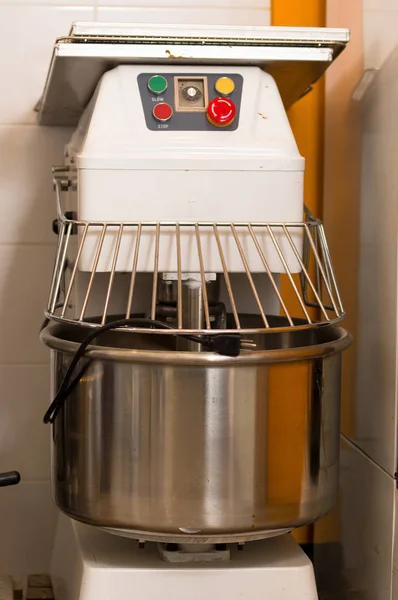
44;311;346;336
41;322;351;365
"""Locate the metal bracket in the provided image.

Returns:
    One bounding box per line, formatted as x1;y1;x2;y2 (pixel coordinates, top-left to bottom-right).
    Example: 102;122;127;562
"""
52;165;71;192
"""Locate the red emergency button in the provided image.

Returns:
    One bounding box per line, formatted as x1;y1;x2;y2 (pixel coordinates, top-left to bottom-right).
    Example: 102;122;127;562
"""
207;97;236;127
153;102;173;122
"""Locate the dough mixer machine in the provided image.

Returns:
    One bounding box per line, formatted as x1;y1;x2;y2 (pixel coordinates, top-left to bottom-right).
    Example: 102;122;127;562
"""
38;22;351;600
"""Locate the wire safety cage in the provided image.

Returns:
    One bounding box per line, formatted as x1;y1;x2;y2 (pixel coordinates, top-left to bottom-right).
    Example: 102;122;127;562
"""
46;186;344;336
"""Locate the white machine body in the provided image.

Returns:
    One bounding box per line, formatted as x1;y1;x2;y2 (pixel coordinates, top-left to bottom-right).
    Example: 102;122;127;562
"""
51;515;319;600
67;65;304;273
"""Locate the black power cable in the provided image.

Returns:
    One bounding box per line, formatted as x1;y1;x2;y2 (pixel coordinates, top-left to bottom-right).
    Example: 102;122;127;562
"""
43;317;242;424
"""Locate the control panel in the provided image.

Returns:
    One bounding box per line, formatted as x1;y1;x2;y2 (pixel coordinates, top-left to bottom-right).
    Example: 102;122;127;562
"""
138;73;243;131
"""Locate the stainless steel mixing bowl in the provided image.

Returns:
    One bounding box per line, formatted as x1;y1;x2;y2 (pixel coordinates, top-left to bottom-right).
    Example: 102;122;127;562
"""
41;318;351;543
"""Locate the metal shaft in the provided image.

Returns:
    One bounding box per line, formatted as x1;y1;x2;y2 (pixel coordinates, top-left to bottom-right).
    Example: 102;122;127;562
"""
178;278;207;352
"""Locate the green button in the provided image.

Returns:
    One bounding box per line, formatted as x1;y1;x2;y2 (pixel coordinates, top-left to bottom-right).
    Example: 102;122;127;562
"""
148;75;168;95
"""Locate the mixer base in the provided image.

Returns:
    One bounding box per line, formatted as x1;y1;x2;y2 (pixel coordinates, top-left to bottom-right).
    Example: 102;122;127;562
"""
51;514;319;600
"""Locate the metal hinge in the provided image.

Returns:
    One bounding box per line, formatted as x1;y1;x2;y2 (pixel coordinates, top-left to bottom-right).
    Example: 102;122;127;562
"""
52;165;72;192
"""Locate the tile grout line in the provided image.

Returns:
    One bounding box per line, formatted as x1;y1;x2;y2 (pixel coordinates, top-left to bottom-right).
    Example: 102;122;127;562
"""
341;433;397;480
96;5;270;10
0;2;270;8
0;2;95;7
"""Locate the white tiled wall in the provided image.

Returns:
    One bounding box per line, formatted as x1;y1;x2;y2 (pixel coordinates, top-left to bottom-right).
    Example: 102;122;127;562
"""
363;0;398;68
327;3;398;597
0;0;270;587
339;436;396;600
97;5;271;25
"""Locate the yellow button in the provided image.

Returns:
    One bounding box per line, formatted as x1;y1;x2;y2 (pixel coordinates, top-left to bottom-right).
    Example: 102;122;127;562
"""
215;77;235;96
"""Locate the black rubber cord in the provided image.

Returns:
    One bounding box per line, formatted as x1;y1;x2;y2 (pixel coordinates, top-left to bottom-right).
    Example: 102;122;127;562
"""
43;318;241;424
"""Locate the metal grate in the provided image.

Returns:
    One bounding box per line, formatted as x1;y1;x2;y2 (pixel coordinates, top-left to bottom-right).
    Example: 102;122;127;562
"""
45;208;344;335
66;22;349;49
59;34;347;49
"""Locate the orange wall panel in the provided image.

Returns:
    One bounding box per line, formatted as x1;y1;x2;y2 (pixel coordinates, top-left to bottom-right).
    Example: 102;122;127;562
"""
271;0;326;545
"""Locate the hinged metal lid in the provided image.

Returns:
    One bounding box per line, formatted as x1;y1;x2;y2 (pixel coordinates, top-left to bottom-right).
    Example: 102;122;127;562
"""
37;22;349;126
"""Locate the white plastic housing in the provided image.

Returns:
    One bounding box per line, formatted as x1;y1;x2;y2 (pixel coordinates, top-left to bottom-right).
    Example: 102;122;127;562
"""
51;515;319;600
67;65;305;272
